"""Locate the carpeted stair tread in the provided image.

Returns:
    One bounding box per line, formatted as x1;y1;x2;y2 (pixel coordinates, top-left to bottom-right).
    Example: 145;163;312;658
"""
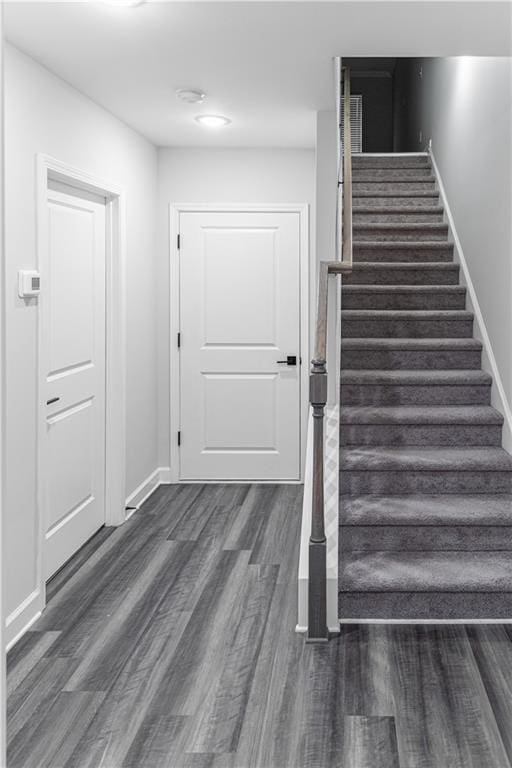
353;245;454;263
342;285;465;295
341;338;483;371
354;223;448;234
344;262;460;286
354;190;438;198
341;311;474;339
353;240;452;250
341;405;503;426
353;172;435;183
340;446;512;472
353;195;440;209
352;154;430;168
341;369;492;387
341;494;512;527
339;551;512;593
353;205;443;214
353;210;444;225
346;261;459;271
354;183;436;195
341;309;472;319
341;369;492;406
341;337;482;352
341;285;466;310
353;246;454;263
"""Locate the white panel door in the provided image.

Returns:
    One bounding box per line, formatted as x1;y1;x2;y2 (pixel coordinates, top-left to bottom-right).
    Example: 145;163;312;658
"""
179;210;301;480
41;184;106;579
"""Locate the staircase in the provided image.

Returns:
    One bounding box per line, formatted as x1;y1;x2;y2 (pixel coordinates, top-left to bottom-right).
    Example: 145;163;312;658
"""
339;153;512;619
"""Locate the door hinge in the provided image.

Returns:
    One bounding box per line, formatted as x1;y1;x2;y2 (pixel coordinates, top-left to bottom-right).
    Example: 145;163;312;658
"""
177;332;181;348
177;431;181;447
177;233;181;250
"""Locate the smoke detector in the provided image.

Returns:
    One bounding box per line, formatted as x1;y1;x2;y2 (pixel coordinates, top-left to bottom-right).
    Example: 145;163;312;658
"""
176;89;206;104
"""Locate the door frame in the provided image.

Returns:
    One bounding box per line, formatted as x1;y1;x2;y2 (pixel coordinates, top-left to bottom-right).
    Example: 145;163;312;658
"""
169;202;309;483
35;154;127;607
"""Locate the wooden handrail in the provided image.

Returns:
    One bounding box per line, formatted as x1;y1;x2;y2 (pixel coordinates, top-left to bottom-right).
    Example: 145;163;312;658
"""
307;62;353;642
342;66;353;267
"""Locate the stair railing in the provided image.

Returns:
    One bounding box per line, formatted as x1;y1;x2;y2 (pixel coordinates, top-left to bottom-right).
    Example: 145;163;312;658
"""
307;62;353;642
341;65;353;268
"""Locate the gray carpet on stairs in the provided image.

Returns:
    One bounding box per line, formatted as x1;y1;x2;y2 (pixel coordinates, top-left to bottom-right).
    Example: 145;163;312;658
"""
339;153;512;620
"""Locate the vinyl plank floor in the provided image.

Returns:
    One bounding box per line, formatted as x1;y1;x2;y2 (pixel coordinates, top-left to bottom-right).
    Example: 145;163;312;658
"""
6;483;512;768
343;716;400;768
389;625;510;768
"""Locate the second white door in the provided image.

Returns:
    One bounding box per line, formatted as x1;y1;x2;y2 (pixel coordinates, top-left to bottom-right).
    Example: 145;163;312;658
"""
178;209;302;480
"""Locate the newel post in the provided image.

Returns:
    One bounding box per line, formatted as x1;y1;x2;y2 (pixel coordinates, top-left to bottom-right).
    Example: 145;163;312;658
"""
307;357;328;642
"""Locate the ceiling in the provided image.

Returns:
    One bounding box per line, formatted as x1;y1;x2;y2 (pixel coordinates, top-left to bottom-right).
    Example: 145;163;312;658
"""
4;1;511;148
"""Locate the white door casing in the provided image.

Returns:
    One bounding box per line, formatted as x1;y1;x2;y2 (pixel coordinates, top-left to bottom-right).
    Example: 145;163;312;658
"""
41;183;106;578
176;207;307;481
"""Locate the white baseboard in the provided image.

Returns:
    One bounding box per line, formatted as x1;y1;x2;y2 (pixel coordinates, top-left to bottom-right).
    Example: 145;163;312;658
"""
158;466;172;484
429;148;512;452
125;466;172;510
6;467;172;651
5;589;44;650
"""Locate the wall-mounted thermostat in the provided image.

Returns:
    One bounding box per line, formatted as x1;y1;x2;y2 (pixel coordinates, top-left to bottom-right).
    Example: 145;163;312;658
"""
18;270;41;298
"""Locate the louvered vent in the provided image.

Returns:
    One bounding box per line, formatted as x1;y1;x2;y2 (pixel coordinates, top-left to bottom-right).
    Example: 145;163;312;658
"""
340;95;363;154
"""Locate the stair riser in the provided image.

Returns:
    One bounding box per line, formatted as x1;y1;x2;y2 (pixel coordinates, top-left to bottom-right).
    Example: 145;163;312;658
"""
344;267;459;286
353;211;444;224
340;471;512;495
341;348;482;370
352;156;430;169
353;251;454;265
341;525;512;552
340;423;502;447
353;169;434;181
338;592;512;620
354;229;448;243
354;182;436;194
341;317;474;338
353;195;439;207
341;290;466;310
341;384;492;407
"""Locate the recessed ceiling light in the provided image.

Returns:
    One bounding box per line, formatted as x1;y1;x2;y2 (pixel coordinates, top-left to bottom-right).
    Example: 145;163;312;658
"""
176;89;206;104
195;115;232;128
103;0;146;7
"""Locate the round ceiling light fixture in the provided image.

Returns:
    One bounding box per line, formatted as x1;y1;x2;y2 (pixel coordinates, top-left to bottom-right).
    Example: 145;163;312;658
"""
195;115;232;129
176;89;206;104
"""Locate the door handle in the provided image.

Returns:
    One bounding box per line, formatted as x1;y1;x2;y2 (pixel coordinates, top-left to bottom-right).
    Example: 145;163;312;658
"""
46;397;60;405
276;355;297;366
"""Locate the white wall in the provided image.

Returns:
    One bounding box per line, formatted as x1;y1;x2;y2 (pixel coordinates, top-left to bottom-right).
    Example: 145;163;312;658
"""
407;57;512;408
0;14;6;765
156;147;315;470
4;44;159;642
315;111;337;267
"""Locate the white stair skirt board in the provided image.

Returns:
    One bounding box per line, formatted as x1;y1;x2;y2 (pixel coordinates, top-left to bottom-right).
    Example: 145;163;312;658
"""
429;147;512;451
297;405;340;635
340;619;512;625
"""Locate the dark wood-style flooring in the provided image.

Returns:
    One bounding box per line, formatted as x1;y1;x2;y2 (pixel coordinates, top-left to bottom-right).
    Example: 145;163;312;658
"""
6;484;512;767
